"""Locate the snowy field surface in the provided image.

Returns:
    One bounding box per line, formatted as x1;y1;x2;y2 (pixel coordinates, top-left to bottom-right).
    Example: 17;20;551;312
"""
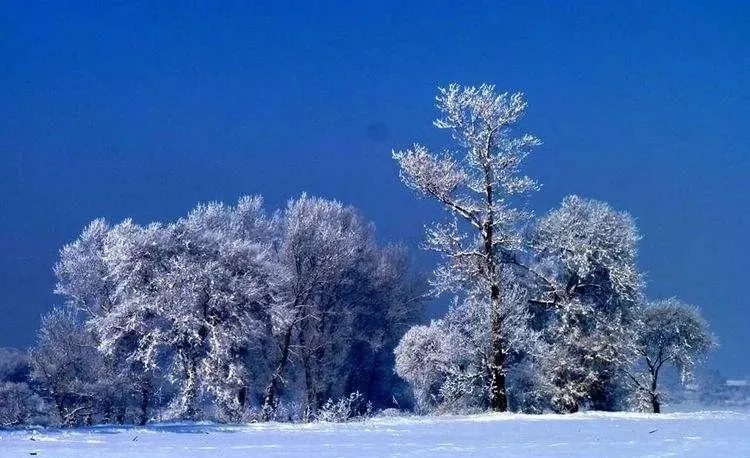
1;411;749;457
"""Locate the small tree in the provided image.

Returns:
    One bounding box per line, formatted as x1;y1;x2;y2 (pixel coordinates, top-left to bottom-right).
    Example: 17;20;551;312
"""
30;308;100;426
0;348;47;427
628;298;717;413
393;84;541;411
534;195;644;412
394;323;449;412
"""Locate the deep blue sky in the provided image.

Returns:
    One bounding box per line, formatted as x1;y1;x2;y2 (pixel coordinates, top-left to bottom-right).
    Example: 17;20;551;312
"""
1;1;748;375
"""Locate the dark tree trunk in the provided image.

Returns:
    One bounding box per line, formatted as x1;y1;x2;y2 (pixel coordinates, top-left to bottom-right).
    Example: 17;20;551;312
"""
650;368;661;414
302;356;316;420
485;210;507;412
481;131;507;413
139;381;150;426
262;323;294;420
116;407;125;425
179;355;200;420
237;386;247;411
298;323;317;420
489;282;508;412
651;394;661;414
53;396;67;427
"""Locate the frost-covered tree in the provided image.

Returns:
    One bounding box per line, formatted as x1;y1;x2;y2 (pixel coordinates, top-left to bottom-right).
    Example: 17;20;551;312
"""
395;271;537;413
394;322;449;412
264;233;423;419
93;200;279;421
0;348;47;426
54;218;114;317
627;298;716;413
440;273;542;412
339;245;425;409
535;195;643;309
157;202;278;420
393;84;541;411
52;194;422;423
0;382;46;427
534;195;644;412
85;219;174;424
262;194;369;419
55;198;281;422
30;308;101;426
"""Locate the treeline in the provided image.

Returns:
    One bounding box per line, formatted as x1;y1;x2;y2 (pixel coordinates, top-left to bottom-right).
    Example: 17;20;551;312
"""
0;83;719;427
1;195;424;426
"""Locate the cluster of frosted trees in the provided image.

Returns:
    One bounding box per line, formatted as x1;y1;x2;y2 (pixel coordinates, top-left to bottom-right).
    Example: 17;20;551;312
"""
0;83;719;427
392;84;716;415
19;195;423;426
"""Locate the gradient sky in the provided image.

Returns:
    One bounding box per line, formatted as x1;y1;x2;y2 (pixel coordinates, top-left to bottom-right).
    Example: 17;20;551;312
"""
1;1;748;375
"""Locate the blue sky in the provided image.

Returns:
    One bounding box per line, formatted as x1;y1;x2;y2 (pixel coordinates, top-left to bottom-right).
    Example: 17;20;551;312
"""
1;1;748;375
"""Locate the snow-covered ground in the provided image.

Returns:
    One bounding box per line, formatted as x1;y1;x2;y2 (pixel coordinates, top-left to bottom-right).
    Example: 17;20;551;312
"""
2;411;749;457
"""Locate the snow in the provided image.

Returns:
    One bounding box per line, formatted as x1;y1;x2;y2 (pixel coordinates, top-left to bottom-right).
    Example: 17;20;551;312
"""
2;411;749;457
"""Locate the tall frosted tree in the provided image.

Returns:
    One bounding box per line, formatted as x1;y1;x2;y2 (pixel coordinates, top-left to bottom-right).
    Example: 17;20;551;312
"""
393;84;541;411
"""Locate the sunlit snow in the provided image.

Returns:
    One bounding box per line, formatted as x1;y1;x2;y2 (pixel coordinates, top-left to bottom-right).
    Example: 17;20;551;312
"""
2;411;748;457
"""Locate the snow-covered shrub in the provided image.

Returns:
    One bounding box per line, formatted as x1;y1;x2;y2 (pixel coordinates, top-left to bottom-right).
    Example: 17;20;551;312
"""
262;400;304;423
30;308;101;426
375;408;409;418
394;323;448;413
0;382;48;427
316;392;372;422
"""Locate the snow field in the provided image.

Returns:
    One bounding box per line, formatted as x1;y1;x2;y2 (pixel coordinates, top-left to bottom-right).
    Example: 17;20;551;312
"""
1;410;748;458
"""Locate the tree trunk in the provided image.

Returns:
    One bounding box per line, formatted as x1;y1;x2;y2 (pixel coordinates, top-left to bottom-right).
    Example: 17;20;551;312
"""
53;395;67;427
650;394;660;414
482;133;507;413
181;357;199;420
116;407;125;425
489;283;508;411
650;369;660;413
262;323;294;420
484;199;507;411
237;386;247;411
302;356;316;420
139;380;150;426
85;402;93;426
299;326;317;420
